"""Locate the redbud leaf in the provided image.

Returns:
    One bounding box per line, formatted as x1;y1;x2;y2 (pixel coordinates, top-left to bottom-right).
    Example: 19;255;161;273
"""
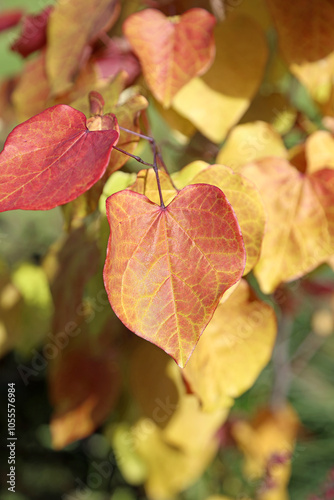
123;8;216;107
11;6;53;58
0;105;119;212
240;158;334;293
103;184;246;367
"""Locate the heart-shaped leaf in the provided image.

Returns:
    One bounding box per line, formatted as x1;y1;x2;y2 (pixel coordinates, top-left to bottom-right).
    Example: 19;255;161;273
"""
103;184;246;367
123;8;216;107
0;104;119;212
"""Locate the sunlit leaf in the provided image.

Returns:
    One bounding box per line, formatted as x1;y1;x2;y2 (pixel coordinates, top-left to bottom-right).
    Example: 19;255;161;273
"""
305;130;334;173
123;8;216;107
172;14;268;142
240;158;334;293
183;280;276;410
103;184;246;367
0;105;119;212
216;121;287;170
46;0;120;94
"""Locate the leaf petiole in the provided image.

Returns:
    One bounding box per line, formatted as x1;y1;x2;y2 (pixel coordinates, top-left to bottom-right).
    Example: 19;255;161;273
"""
117;126;166;208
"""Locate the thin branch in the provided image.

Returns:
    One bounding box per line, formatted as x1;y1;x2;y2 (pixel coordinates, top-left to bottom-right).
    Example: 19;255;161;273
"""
113;145;165;208
113;146;155;168
119;125;180;192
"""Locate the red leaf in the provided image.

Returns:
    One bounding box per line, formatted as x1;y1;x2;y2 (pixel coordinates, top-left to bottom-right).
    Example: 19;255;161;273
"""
0;105;119;212
93;37;141;86
0;9;23;32
103;183;246;367
11;6;53;58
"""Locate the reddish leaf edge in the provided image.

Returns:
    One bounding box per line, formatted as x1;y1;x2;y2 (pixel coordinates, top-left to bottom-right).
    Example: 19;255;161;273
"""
102;184;246;368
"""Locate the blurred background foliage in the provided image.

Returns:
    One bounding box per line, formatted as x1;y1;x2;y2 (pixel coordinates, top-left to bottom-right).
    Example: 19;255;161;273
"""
1;1;334;500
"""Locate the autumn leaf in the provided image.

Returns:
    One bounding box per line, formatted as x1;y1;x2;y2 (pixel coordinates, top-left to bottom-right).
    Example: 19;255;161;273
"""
232;405;299;500
123;8;216;107
111;336;227;498
240;158;334;293
216;121;287;170
173;162;266;275
103;184;246;367
92;36;141;86
305;130;334;173
0;105;119;212
267;0;334;103
46;0;120;94
172;14;268;142
183;280;277;410
11;6;53;58
49;330;120;449
130;163;265;275
0;9;23;32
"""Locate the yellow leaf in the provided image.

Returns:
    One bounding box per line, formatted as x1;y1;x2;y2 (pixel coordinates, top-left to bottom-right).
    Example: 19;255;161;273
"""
305;130;334;173
216;121;287;171
129;168;177;207
232;405;299;500
183;280;277;411
240;158;334;293
172;14;268;143
133;418;219;499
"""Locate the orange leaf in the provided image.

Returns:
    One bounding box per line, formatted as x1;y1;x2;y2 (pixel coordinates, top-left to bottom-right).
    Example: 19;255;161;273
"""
123;8;216;107
0;105;119;212
103;184;246;367
240;158;334;293
183;280;277;410
46;0;120;94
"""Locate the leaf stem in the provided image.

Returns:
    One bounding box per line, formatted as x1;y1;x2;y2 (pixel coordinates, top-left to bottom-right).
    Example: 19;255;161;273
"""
119;126;179;193
118;126;166;207
113;145;165;208
113;146;155;168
